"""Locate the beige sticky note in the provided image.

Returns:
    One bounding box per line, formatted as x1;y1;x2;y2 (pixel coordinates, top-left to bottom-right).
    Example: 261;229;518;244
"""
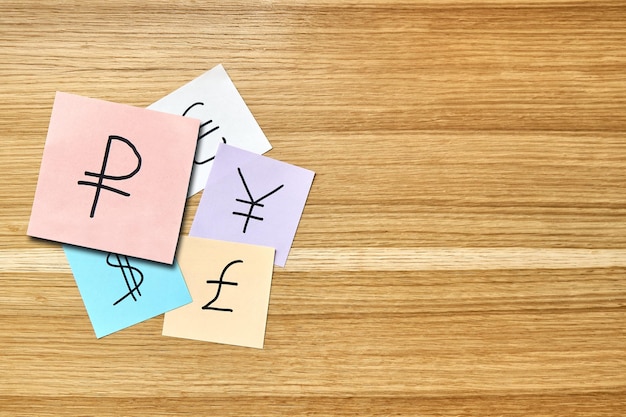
163;236;275;349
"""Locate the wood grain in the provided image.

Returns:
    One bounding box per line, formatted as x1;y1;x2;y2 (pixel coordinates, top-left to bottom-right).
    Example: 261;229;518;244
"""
1;1;625;415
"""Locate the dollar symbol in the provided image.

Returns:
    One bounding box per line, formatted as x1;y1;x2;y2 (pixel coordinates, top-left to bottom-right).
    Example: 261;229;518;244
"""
106;253;144;306
78;135;142;218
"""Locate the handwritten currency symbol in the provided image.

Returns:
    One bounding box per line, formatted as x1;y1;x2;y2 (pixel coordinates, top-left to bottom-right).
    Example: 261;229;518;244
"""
77;135;141;218
183;102;227;165
106;253;144;306
201;259;242;312
232;167;284;233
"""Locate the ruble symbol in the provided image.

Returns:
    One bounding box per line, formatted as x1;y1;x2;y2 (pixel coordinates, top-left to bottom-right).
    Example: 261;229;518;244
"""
78;135;141;218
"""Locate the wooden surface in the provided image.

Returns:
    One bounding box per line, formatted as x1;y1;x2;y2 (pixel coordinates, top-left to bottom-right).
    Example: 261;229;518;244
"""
1;1;625;415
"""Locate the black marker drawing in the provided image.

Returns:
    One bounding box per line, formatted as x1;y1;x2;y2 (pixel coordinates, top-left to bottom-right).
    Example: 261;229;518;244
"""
77;135;141;218
183;102;227;165
232;167;284;233
106;253;144;306
202;259;242;312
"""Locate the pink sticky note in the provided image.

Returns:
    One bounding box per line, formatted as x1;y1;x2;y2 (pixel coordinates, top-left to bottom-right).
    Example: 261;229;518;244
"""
28;92;200;264
163;236;276;349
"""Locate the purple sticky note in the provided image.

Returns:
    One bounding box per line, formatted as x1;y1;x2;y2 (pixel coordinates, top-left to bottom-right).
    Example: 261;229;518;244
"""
190;144;314;266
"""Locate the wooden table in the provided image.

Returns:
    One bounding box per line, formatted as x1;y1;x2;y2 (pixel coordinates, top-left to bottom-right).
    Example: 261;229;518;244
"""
1;1;625;415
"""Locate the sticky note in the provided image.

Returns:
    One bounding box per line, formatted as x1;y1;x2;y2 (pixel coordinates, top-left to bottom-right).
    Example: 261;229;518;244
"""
147;64;272;197
190;144;314;267
162;236;275;349
28;92;199;264
63;245;192;338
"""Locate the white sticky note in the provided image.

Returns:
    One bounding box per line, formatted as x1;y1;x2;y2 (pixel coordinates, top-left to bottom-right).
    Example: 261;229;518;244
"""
148;64;272;197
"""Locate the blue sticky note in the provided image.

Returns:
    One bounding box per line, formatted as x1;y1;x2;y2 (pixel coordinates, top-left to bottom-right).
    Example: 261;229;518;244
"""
63;244;192;338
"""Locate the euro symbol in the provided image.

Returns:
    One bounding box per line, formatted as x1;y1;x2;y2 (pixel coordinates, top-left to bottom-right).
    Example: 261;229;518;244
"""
78;135;141;218
106;253;144;306
182;102;226;165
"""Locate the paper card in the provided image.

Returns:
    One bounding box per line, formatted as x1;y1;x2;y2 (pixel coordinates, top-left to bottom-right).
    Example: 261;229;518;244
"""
189;144;315;267
147;64;272;197
63;245;192;338
162;236;275;349
27;92;199;264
